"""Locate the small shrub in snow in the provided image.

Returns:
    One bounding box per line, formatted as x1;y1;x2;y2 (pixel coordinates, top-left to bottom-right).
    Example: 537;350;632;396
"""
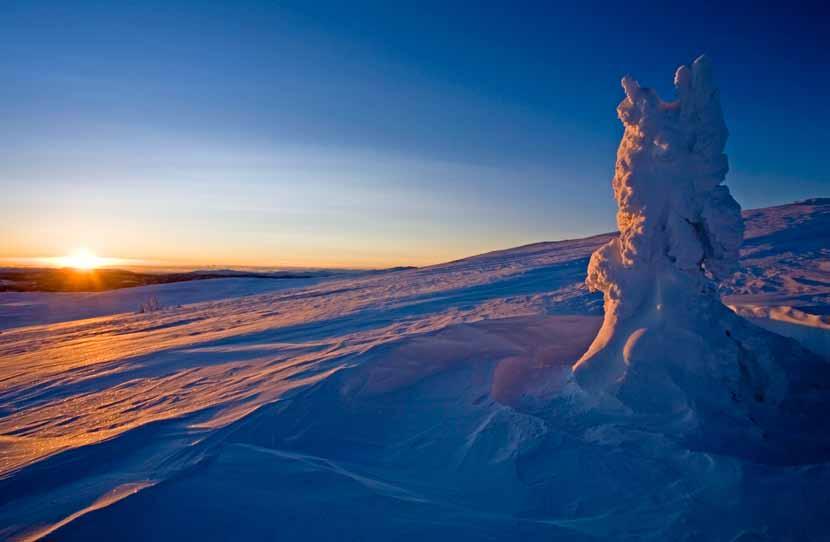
138;295;163;313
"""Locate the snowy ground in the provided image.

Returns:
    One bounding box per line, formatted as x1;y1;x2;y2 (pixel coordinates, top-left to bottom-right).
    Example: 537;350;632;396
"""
0;276;329;330
0;200;828;541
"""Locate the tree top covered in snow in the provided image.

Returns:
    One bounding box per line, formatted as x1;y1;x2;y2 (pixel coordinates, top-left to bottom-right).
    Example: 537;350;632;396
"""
585;55;743;320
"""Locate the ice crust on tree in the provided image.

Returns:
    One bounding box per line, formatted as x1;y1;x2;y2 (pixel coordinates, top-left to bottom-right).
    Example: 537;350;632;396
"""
571;57;826;425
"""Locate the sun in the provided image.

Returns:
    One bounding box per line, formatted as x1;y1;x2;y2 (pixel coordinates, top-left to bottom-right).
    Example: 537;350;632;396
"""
57;249;107;270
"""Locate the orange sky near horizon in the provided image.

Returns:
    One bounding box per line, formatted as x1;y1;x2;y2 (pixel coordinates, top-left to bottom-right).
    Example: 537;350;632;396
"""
0;228;528;270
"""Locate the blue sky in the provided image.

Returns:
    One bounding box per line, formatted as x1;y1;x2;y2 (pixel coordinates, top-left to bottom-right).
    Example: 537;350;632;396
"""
1;1;827;267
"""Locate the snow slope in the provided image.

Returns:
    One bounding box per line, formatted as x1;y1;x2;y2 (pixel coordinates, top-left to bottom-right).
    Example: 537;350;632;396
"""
725;198;830;357
0;200;828;541
0;276;327;330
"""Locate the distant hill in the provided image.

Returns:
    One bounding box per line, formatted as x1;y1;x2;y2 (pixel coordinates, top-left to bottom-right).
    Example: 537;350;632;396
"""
0;267;326;293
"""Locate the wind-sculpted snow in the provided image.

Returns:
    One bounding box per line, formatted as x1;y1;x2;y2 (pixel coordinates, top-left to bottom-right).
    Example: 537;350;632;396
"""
0;235;606;540
1;199;829;541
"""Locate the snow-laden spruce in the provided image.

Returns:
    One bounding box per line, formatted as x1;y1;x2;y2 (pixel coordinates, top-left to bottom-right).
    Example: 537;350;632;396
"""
572;57;829;434
574;55;743;393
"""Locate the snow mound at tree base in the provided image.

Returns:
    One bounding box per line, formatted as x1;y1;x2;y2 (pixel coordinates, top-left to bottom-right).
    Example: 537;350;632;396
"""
572;266;830;465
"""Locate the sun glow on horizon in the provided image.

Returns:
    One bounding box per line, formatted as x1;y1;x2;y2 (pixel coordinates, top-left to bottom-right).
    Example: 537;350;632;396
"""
54;249;113;270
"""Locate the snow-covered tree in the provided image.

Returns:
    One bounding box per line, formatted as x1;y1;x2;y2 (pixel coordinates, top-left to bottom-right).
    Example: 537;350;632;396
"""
571;57;823;428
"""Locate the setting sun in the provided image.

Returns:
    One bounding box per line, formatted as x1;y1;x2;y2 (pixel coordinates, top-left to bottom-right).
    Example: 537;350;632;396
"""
56;249;109;270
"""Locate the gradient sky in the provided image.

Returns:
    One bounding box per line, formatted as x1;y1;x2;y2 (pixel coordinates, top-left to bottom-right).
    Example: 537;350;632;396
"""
2;2;827;268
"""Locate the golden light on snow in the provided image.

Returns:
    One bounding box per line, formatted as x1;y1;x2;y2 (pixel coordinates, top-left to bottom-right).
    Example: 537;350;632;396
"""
55;248;112;270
